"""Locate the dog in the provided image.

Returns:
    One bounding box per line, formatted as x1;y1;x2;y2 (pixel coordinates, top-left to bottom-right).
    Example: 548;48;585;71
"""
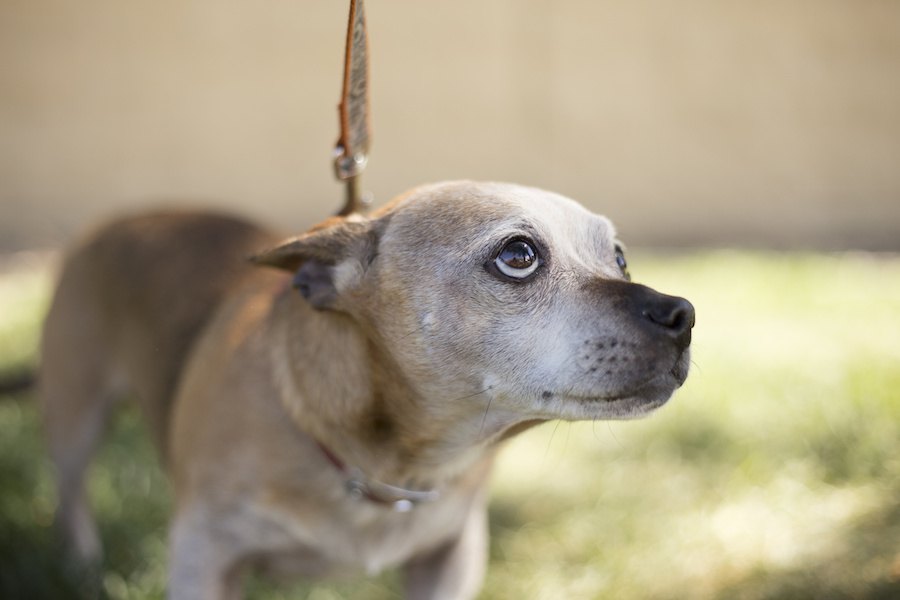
39;180;694;599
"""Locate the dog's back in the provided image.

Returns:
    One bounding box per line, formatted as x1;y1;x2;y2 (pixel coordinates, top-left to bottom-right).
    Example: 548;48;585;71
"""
39;210;277;562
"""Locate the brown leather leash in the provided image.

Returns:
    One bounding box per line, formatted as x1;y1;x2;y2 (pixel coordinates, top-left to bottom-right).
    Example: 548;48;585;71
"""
334;0;371;217
322;2;446;511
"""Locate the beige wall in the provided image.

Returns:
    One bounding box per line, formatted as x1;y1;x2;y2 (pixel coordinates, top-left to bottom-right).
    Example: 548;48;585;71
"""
2;0;899;250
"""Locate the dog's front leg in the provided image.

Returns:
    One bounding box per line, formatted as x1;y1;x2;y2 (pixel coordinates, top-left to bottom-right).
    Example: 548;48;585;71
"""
403;499;489;600
167;508;245;600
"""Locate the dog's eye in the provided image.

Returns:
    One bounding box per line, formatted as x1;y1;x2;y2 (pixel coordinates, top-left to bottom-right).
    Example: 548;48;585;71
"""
494;239;539;279
614;244;631;280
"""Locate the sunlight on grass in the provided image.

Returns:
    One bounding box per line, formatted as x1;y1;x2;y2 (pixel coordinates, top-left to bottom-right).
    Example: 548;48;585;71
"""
488;251;900;599
0;252;55;379
1;250;899;599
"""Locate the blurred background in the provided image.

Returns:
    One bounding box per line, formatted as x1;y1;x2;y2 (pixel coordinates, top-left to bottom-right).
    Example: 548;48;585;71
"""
1;1;899;599
2;0;898;249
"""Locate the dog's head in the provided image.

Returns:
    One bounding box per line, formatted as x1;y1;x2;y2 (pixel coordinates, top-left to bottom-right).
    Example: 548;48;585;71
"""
254;181;693;425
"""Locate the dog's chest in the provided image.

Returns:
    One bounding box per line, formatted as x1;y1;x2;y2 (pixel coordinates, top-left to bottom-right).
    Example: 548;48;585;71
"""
245;489;471;578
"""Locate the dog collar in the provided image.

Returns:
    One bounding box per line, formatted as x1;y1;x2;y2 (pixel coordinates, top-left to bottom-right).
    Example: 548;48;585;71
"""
315;441;440;512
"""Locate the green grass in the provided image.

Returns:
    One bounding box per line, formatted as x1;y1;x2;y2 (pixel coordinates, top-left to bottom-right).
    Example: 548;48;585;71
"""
2;250;899;599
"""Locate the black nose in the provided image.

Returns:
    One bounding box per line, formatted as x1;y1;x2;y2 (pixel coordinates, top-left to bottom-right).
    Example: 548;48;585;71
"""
644;294;695;346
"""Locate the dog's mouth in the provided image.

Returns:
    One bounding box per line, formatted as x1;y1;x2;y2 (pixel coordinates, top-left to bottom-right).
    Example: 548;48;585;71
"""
578;349;689;397
541;350;691;419
548;389;672;420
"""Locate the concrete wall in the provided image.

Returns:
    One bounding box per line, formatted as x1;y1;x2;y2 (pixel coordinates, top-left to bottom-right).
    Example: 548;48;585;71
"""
2;0;899;250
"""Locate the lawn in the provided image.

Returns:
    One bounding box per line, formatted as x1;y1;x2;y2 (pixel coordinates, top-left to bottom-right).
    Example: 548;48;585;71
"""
1;250;899;599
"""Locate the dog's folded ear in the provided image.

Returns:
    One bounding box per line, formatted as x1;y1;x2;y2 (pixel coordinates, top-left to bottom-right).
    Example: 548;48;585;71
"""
250;217;377;310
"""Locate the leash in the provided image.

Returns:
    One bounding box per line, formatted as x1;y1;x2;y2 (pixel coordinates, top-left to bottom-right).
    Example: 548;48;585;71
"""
324;1;441;511
334;0;371;216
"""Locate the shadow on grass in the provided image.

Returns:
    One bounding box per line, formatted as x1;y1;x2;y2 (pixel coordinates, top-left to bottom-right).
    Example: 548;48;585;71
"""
0;492;86;600
0;392;169;600
0;394;94;600
0;392;403;600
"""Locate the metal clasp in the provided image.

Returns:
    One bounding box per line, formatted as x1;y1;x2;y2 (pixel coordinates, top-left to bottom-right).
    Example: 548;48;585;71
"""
333;146;368;181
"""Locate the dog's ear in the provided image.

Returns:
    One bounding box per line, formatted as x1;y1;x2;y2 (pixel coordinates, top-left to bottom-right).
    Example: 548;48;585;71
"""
250;217;376;310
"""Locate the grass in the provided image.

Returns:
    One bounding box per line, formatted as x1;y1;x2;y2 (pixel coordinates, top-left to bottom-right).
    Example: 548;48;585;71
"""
1;250;899;599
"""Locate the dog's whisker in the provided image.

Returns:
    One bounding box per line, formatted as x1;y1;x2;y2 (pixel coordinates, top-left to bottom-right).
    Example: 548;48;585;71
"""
478;393;493;438
546;419;563;458
561;420;572;460
450;387;490;404
442;386;492;437
606;421;624;449
397;324;427;341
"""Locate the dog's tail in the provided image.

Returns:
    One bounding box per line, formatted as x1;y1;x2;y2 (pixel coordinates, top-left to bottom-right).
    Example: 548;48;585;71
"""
0;368;36;398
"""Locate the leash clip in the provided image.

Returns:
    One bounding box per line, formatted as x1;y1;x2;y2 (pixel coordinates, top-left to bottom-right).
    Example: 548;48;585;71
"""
333;145;368;181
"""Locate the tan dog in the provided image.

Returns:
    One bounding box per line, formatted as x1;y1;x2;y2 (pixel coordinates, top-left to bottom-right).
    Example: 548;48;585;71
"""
40;181;694;599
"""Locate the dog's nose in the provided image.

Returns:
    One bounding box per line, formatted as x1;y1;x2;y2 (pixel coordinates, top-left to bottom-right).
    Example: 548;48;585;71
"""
644;295;695;346
584;280;696;349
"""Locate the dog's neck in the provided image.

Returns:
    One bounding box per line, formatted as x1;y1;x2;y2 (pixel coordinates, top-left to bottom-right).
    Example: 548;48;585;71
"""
266;290;512;490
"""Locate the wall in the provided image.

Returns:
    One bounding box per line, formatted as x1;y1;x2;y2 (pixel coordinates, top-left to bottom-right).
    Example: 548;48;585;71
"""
2;0;899;249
